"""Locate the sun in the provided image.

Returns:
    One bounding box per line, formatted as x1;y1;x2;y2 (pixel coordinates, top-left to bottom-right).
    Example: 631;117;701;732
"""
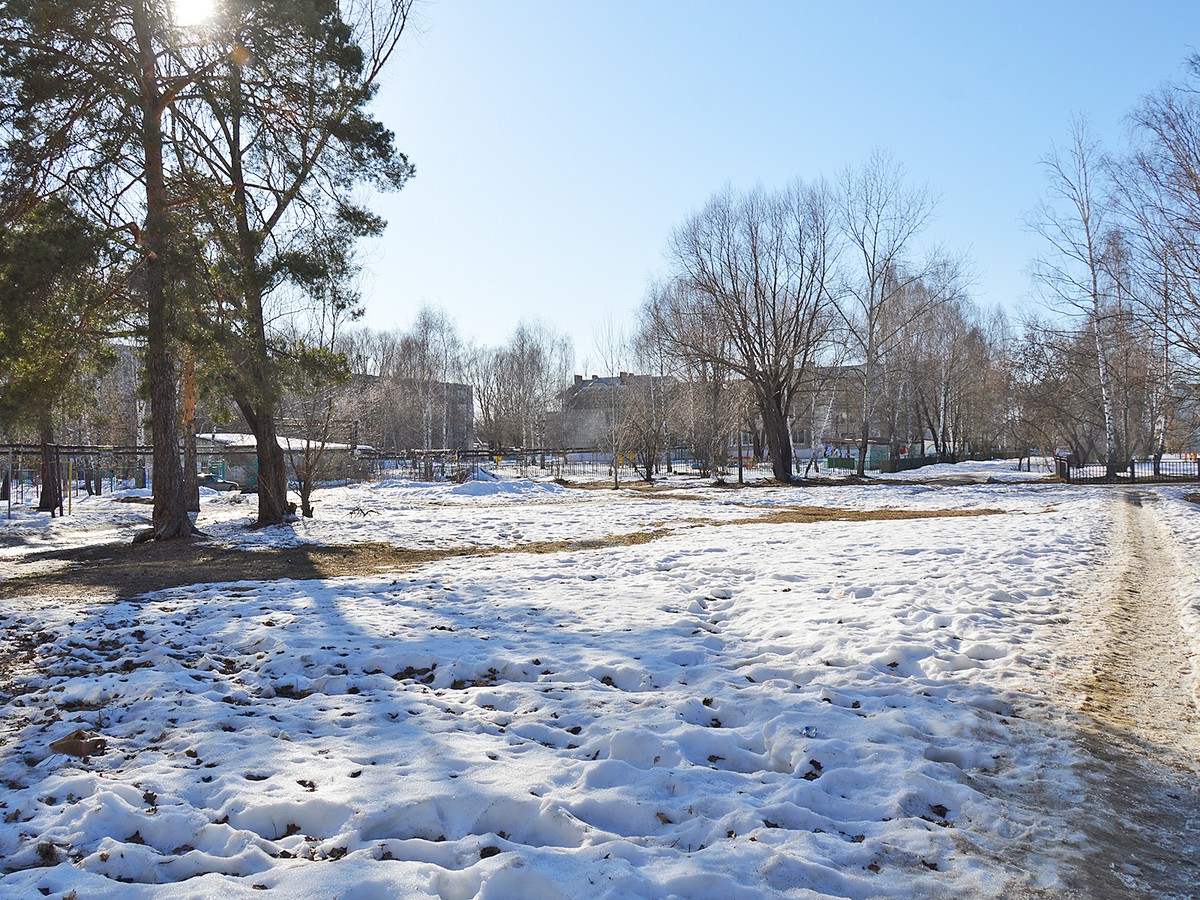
173;0;215;27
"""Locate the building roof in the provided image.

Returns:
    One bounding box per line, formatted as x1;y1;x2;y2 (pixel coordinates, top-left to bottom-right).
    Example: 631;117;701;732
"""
197;433;373;453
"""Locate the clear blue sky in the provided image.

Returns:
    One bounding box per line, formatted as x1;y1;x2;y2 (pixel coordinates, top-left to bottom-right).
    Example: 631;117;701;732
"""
358;1;1198;366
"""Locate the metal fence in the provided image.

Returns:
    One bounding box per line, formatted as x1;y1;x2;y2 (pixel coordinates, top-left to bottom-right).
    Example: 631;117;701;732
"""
3;440;1064;516
363;448;779;484
366;448;1036;484
1;445;149;490
1;445;150;518
1056;456;1200;484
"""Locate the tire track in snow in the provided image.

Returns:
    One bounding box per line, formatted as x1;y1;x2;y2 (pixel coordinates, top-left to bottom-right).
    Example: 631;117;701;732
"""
1080;493;1200;746
1062;489;1200;899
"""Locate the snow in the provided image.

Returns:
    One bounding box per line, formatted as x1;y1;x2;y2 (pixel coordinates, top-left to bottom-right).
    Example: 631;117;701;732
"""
0;461;1195;897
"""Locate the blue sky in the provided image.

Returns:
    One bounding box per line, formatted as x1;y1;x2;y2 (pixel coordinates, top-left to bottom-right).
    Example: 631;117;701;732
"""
358;2;1198;365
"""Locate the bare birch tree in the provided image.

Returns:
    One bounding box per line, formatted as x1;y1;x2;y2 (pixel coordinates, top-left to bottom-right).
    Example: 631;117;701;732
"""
393;307;463;477
1114;54;1200;466
464;322;572;457
1029;118;1120;474
838;150;964;476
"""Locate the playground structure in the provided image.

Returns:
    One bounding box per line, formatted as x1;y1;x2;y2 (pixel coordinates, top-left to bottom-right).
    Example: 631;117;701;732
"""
1;443;154;518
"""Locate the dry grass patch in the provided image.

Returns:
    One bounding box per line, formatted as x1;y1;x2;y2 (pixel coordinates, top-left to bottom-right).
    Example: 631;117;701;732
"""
565;480;689;493
0;531;674;604
0;505;1000;605
562;480;727;501
0;541;482;603
500;531;668;554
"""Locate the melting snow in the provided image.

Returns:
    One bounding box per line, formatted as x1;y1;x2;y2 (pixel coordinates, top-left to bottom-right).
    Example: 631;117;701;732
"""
1;462;1197;897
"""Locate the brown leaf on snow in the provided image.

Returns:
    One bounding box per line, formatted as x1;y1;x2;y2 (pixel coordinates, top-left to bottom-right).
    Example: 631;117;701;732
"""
49;730;106;758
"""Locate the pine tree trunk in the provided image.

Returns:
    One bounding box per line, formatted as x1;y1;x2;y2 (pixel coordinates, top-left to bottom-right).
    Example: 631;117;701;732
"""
36;419;61;515
133;2;193;541
239;400;292;526
182;355;199;514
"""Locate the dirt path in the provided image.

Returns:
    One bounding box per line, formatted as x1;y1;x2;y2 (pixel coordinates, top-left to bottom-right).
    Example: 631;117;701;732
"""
1057;489;1200;899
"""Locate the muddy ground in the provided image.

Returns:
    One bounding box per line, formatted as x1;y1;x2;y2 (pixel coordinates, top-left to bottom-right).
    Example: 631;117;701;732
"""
1051;490;1200;899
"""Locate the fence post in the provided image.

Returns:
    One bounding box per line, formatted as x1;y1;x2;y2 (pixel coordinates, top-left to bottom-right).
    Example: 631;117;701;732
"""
1129;459;1136;484
55;446;64;517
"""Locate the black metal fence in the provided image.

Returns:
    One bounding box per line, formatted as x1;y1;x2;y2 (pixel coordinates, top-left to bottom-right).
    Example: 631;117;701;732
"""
1056;456;1200;484
363;448;778;484
1;445;150;496
366;447;1038;483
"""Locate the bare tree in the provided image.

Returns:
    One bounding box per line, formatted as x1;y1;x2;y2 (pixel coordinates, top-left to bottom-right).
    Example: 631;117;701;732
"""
1029;118;1120;474
592;316;630;489
482;321;574;452
1113;55;1200;467
797;365;841;477
332;325;403;454
281;264;359;518
839;150;964;476
643;279;736;477
623;323;675;482
463;343;504;449
655;181;840;482
339;326;404;378
1011;317;1085;460
1013;306;1167;467
903;293;993;458
1124;54;1200;378
390;307;464;477
972;307;1019;459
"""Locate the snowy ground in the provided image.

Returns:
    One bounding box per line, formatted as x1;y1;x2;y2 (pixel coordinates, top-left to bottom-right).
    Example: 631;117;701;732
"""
1;461;1198;898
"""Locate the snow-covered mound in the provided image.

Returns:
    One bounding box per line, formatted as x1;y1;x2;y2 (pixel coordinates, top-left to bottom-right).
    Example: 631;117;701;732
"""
449;477;564;497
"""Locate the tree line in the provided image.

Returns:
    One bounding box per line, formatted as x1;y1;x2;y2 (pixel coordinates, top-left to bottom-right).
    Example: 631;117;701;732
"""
339;57;1200;484
636;60;1200;481
4;27;1200;531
